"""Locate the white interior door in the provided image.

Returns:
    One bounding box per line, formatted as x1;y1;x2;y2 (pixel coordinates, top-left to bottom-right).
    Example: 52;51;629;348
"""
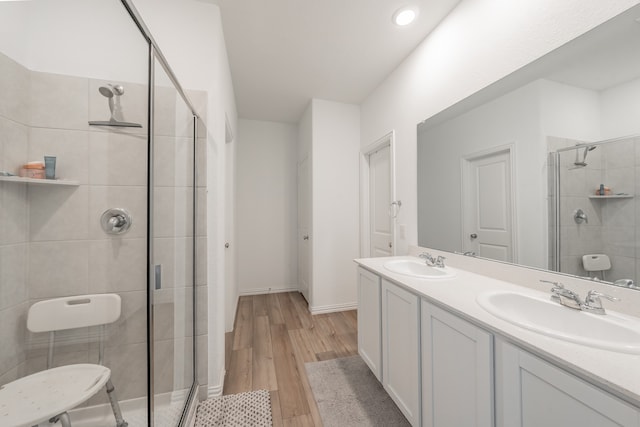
369;146;393;257
297;156;310;301
462;147;515;262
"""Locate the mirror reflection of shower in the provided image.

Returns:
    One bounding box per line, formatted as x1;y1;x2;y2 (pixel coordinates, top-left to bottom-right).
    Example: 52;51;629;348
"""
573;143;597;167
551;135;637;289
88;82;142;128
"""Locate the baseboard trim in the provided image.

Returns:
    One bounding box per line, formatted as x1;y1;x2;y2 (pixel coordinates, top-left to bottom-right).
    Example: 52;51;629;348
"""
207;366;226;398
309;301;357;314
239;287;299;296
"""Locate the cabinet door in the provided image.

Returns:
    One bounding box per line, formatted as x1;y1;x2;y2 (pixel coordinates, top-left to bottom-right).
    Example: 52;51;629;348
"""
421;301;493;427
357;267;382;381
497;339;640;427
382;279;420;426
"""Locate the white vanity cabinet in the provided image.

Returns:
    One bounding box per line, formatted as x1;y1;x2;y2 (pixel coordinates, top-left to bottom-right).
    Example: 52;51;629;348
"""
357;267;382;380
421;300;493;427
496;339;640;427
382;279;421;426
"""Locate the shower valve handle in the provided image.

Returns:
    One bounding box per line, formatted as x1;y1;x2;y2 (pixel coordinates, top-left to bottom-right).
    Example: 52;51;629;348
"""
101;208;133;235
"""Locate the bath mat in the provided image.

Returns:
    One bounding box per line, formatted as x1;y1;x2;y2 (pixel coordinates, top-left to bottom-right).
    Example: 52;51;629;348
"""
305;355;410;426
194;389;272;427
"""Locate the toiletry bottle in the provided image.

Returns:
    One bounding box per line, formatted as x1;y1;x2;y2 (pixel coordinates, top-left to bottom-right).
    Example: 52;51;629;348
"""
599;184;605;195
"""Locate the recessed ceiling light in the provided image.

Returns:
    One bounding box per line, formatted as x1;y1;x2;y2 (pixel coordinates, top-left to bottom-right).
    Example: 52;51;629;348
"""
393;8;417;26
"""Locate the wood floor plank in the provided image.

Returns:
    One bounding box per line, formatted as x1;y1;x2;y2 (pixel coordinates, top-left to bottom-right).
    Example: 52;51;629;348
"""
225;330;233;371
289;292;314;330
253;293;269;317
315;350;337;361
314;314;351;356
270;390;284;427
282;414;314;427
253;315;278;391
270;323;310;419
288;329;324;427
303;323;332;356
330;310;356;335
224;292;360;427
233;297;254;350
267;293;285;325
278;292;303;330
224;347;252;394
288;329;317;364
341;309;357;330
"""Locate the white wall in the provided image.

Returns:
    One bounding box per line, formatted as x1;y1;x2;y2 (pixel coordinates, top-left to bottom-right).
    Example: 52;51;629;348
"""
236;119;298;294
361;0;640;255
311;99;360;312
0;0;148;84
601;77;640;139
539;80;602;142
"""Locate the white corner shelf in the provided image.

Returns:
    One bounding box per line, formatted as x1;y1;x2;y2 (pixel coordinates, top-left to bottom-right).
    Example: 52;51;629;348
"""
0;176;79;187
588;194;634;199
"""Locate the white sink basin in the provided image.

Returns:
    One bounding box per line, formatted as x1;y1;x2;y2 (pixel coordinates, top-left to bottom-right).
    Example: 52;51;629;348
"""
383;259;456;279
477;291;640;354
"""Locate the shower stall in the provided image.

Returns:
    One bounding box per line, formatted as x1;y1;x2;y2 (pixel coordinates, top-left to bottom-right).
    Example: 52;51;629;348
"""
0;1;205;426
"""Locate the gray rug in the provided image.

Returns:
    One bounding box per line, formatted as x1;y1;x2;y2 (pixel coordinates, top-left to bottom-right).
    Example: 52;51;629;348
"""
194;390;272;427
305;356;410;426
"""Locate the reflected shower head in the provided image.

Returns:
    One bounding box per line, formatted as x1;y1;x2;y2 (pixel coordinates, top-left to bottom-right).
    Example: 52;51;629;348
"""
573;144;597;167
98;84;124;98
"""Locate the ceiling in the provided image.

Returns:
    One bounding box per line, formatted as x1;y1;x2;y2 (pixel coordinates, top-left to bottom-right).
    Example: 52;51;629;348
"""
209;0;462;123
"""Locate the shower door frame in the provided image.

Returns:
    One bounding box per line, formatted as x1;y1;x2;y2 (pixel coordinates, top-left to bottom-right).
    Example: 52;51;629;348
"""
120;1;200;426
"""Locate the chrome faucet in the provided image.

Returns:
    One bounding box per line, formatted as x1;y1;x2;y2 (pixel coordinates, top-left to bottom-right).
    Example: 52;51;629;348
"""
582;290;619;315
419;252;446;268
541;280;619;314
542;280;583;310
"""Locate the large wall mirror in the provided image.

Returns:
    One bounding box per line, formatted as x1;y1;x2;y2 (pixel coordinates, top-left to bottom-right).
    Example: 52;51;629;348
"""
417;4;640;289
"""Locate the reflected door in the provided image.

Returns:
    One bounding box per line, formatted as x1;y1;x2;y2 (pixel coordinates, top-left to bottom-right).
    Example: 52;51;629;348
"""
462;148;514;262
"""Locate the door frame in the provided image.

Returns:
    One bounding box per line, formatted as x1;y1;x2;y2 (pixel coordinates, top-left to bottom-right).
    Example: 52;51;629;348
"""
360;131;397;257
460;143;517;262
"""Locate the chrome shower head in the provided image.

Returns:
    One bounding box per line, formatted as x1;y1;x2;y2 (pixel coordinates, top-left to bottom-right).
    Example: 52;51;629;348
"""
573;144;597;167
98;84;124;98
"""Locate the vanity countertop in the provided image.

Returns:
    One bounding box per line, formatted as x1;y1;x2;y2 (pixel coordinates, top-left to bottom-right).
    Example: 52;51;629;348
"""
355;255;640;407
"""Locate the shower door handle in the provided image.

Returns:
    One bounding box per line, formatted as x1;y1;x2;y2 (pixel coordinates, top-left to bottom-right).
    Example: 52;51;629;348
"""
154;264;162;290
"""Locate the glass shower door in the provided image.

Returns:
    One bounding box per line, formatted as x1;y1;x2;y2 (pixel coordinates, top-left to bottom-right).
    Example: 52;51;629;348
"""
150;54;196;426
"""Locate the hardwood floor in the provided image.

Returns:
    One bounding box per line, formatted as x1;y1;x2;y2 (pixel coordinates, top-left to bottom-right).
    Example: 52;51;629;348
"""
224;292;358;426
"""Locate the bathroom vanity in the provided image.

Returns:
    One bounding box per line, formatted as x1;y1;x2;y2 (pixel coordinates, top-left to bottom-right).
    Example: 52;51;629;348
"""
355;252;640;427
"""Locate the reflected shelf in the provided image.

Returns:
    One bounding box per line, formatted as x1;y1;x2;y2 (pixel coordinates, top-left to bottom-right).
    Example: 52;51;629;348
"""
0;176;79;186
588;194;634;199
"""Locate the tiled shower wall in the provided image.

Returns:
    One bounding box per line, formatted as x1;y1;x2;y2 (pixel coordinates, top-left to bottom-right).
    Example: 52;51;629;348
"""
0;50;30;387
550;135;638;283
0;49;208;405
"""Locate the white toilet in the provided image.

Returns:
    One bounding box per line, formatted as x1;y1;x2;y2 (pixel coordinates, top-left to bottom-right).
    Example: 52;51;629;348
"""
582;254;611;280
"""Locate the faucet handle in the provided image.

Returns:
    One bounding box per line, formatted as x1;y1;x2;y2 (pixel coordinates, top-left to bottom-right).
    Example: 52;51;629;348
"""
435;255;446;268
585;290;620;304
583;290;620;315
540;279;564;292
